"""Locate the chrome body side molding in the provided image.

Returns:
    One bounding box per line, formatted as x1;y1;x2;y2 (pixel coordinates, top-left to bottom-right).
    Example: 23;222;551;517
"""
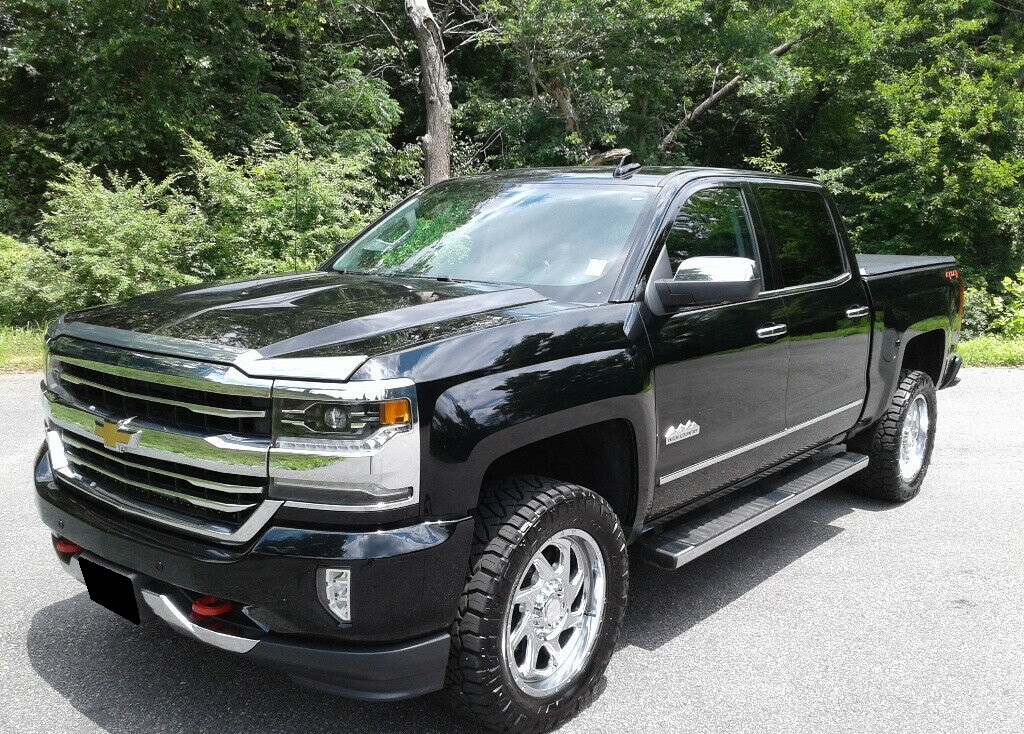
659;401;864;486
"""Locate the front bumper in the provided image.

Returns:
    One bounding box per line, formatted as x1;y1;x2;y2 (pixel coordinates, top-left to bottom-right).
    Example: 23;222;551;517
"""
35;448;473;700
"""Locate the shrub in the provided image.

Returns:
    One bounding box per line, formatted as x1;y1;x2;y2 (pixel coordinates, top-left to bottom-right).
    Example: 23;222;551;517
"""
0;165;209;326
185;137;378;278
992;272;1024;338
961;270;1024;340
961;284;1004;340
0;140;382;326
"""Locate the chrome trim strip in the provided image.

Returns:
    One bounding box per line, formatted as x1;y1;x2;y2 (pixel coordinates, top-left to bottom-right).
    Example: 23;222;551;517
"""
45;390;270;476
658;400;864;486
141;589;261;653
51;340;273;397
64;454;258;513
759;272;852;297
272;377;420;406
61;434;264;495
59;370;268;419
233;353;370;381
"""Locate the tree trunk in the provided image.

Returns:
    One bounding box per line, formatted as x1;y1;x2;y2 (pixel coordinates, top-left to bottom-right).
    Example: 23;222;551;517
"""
657;36;806;161
405;0;452;184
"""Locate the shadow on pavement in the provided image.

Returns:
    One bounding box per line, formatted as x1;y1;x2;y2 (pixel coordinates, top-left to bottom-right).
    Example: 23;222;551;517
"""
26;486;885;733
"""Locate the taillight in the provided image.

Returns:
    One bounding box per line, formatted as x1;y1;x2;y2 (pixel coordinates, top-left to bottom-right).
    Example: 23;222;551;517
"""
945;270;964;316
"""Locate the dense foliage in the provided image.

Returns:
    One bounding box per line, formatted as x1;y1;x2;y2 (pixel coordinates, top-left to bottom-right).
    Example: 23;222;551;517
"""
1;0;1023;327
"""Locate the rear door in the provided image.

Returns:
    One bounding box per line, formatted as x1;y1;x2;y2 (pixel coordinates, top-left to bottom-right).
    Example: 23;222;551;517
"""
647;182;790;516
752;184;871;449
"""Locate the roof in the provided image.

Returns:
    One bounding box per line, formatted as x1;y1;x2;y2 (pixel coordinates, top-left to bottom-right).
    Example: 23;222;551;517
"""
445;166;820;188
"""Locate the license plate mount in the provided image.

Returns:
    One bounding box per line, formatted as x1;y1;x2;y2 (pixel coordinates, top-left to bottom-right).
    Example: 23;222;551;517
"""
79;556;141;624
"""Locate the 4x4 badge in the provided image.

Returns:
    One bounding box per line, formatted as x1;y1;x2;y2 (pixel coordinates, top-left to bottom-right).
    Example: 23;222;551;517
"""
665;420;700;445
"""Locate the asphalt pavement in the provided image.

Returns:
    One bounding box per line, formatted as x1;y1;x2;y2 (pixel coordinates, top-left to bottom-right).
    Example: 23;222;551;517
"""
1;369;1021;733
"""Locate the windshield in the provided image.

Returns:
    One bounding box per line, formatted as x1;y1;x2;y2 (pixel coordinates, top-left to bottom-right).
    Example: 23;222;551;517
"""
329;178;652;303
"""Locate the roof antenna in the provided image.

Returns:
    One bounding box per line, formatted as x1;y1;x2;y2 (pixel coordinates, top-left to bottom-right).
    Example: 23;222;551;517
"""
585;147;641;178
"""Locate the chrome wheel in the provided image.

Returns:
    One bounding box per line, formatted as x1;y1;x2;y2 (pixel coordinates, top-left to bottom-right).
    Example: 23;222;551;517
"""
503;528;606;698
899;394;930;482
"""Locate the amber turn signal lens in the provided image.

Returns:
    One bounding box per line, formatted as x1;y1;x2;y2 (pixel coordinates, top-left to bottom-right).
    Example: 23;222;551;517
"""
379;399;412;425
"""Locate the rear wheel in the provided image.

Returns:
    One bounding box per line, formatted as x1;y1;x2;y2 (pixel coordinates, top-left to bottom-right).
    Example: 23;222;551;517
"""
447;475;628;733
851;369;937;502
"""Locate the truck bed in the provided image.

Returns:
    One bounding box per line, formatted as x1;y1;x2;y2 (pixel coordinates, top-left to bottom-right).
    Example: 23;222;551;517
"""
857;254;957;279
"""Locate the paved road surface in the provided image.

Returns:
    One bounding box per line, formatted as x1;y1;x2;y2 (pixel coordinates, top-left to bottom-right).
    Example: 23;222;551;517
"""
1;369;1021;733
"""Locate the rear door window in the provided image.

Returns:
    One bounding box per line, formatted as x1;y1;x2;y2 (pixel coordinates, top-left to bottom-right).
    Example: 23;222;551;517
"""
757;187;846;287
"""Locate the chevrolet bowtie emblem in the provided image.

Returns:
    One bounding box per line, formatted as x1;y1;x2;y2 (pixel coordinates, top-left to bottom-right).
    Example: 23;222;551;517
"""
94;419;139;452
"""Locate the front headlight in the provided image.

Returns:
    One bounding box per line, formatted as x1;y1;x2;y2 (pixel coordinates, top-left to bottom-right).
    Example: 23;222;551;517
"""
269;379;420;511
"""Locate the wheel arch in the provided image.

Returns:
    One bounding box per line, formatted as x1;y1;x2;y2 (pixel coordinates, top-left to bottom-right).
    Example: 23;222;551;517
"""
421;351;657;541
899;328;946;386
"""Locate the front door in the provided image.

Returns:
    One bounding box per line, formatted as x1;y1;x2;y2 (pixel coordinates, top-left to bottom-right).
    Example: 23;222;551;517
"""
647;184;790;516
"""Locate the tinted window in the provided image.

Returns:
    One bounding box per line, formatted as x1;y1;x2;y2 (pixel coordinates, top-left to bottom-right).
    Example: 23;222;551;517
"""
665;188;759;276
758;187;845;286
331;180;652;303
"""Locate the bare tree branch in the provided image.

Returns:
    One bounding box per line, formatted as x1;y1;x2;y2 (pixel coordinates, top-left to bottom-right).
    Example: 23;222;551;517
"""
657;34;808;161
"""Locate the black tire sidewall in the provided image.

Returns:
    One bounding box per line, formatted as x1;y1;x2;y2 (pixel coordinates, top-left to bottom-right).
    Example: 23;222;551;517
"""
495;493;626;714
453;479;628;730
894;373;938;498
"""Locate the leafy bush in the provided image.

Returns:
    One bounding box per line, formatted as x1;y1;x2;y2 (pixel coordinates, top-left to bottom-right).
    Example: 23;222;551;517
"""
961;284;1004;340
0;165;207;325
0;141;382;326
991;273;1024;339
185;137;378;277
961;271;1024;340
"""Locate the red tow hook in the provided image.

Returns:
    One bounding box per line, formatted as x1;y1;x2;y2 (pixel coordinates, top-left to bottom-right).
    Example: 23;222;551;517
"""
191;596;233;617
55;538;83;554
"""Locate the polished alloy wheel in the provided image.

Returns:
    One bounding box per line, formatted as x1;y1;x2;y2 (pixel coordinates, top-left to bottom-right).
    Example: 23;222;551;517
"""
899;394;930;482
503;528;606;697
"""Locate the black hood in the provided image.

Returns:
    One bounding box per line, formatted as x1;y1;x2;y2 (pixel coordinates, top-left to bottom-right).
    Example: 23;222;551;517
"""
62;271;550;359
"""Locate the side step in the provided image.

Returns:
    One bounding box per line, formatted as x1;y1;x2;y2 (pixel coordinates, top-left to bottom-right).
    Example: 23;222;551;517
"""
639;451;869;570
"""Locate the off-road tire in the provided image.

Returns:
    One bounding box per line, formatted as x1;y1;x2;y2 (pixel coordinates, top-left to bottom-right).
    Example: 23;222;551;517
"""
446;475;628;733
850;369;937;502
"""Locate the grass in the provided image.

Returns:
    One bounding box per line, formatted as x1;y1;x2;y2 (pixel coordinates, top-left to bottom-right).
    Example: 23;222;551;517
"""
958;335;1024;367
0;325;45;373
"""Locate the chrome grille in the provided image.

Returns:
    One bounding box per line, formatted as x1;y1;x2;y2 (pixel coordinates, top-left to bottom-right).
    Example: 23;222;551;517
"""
56;354;271;435
43;337;279;543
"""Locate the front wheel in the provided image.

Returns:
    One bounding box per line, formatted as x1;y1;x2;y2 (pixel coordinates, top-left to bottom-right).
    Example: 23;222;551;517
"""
447;475;628;733
851;369;937;502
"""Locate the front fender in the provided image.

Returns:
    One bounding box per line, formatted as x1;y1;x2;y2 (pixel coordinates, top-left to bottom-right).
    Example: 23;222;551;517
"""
420;348;657;536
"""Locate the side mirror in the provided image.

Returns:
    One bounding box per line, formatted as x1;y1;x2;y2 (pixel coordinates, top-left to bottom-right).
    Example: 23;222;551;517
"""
652;256;761;310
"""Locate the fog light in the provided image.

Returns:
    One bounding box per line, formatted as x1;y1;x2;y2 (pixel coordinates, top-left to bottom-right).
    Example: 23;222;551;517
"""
318;568;351;623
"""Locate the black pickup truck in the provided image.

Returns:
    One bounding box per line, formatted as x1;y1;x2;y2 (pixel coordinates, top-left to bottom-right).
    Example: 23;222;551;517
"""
34;166;962;732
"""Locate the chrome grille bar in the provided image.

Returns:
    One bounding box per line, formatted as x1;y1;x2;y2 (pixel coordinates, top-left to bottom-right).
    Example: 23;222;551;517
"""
61;434;265;495
48;431;281;543
59;370;267;419
51;339;273;398
44;390;270;476
64;453;258;513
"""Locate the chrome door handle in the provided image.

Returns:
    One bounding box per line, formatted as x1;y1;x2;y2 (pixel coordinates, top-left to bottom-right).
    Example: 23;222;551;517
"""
846;306;870;320
756;324;788;340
